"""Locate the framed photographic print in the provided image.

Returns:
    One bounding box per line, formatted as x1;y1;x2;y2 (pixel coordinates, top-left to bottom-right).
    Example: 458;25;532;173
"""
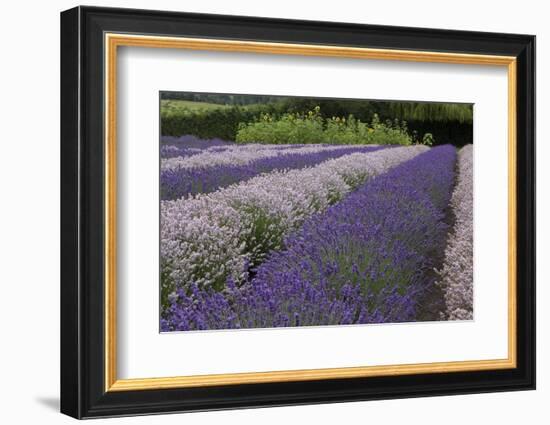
60;5;536;419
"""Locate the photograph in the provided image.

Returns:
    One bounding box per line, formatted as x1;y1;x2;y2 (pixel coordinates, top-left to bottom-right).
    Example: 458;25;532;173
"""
159;92;474;332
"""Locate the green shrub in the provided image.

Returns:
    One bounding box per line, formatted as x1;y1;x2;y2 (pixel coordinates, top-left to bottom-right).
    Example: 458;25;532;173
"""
236;107;325;144
363;114;413;145
236;108;414;146
323;116;369;145
422;133;435;146
161;103;283;140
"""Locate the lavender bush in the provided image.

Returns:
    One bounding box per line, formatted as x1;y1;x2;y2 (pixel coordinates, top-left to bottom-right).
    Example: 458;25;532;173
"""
161;278;376;331
161;145;456;331
160;145;428;306
160;135;234;159
160;145;204;159
436;145;473;320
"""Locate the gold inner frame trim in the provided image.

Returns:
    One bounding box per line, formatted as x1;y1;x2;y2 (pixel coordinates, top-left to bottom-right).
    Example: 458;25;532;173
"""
104;33;518;392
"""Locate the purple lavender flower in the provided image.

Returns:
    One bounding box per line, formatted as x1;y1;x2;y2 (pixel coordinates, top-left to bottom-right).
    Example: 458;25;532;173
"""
160;135;234;159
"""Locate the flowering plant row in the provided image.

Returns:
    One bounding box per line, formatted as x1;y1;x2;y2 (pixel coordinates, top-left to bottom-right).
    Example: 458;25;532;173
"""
160;145;428;305
436;145;474;320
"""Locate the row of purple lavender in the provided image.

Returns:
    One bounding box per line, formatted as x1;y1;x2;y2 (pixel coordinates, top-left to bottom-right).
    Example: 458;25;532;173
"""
161;145;459;331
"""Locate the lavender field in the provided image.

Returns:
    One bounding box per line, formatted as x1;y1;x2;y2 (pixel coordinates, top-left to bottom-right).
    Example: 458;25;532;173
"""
159;135;474;332
158;93;474;331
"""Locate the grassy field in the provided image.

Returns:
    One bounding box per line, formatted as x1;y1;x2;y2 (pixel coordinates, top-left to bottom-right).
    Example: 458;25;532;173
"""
161;99;229;114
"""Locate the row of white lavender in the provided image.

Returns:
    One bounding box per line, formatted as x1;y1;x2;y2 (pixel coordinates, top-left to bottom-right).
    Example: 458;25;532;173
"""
436;145;473;320
161;143;379;171
161;145;429;298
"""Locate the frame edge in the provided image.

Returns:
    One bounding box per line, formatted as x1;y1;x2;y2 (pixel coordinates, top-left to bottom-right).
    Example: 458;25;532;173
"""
60;6;83;420
516;35;536;391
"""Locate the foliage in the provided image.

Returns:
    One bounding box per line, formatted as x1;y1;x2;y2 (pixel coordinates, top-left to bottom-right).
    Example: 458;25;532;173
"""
160;95;472;145
278;97;473;125
235;107;325;144
160;99;229;113
161;103;283;140
236;108;415;145
422;133;435;146
386;102;473;124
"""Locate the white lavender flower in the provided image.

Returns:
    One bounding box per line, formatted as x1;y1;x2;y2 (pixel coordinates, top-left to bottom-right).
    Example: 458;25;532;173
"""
436;145;473;320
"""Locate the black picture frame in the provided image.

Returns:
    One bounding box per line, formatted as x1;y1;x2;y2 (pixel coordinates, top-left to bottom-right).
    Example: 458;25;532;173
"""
61;5;536;419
